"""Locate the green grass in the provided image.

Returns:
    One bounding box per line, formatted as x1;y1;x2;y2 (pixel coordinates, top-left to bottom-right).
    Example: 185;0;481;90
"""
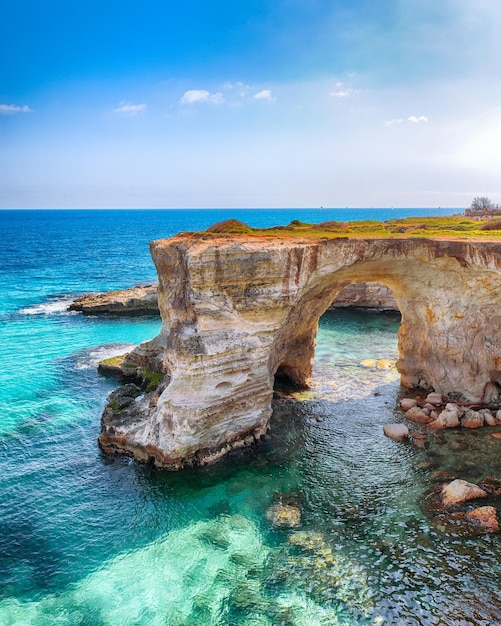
198;216;501;240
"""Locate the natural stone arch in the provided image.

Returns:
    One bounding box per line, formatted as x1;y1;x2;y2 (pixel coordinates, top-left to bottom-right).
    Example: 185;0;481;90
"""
99;235;501;469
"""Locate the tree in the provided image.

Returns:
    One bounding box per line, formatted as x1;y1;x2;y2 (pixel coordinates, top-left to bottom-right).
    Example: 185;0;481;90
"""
470;196;494;213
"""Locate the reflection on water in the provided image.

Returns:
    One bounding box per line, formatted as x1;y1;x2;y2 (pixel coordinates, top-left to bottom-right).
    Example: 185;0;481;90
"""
2;309;501;625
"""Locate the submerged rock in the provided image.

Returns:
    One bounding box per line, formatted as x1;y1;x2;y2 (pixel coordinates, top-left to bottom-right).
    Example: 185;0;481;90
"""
434;506;500;536
478;475;501;497
266;494;302;529
266;504;301;528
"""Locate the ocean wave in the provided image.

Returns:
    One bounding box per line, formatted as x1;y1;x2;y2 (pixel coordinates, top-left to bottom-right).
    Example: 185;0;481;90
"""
19;295;77;316
73;343;136;371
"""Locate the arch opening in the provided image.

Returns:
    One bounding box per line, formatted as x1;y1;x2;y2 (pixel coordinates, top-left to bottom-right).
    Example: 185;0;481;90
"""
272;281;402;395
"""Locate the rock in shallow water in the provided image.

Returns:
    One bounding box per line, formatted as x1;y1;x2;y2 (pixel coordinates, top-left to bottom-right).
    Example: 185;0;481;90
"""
400;397;417;411
383;424;409;441
405;406;433;424
266;503;301;528
461;409;484;429
441;479;487;509
434;506;500;536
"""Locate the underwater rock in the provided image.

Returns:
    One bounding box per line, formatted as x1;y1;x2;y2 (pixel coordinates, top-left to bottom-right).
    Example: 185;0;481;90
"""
433;506;500;536
429;470;457;483
478;475;501;497
286;531;374;617
266;504;301;528
266;495;302;528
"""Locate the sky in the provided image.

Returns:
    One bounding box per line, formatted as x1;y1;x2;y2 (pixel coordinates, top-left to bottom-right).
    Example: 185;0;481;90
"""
1;0;501;209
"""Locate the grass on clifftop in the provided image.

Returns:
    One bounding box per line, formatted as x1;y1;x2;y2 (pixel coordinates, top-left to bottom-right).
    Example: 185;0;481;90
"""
201;217;501;240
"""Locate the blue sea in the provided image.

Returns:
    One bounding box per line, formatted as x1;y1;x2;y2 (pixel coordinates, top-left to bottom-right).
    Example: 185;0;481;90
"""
1;208;500;625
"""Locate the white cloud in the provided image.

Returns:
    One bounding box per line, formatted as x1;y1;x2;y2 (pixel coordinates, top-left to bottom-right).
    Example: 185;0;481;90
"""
0;104;31;115
384;115;429;126
253;89;274;102
330;88;358;98
179;90;225;105
114;103;147;116
408;115;429;124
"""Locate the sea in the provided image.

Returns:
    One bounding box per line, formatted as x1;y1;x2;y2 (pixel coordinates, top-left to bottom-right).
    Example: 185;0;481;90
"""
1;208;500;626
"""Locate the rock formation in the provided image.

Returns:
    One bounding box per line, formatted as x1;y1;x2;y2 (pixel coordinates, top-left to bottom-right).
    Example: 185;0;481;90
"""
99;234;501;468
69;284;158;315
71;281;397;315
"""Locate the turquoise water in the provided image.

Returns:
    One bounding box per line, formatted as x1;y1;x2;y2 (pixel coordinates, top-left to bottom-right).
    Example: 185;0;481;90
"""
1;209;501;625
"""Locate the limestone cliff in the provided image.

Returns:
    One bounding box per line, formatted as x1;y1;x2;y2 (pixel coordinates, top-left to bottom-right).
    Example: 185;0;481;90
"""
99;235;501;469
72;281;396;314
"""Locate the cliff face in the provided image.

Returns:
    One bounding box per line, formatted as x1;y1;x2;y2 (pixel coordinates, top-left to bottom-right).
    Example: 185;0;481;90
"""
99;235;501;469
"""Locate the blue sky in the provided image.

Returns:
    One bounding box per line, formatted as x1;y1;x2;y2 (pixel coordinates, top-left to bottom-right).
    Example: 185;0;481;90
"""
1;0;500;208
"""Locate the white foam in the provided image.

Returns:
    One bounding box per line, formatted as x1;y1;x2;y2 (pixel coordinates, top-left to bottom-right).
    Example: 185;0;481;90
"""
19;296;76;316
73;343;136;371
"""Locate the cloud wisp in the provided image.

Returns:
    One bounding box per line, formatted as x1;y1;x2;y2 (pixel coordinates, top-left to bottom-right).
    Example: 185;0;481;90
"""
0;104;31;115
114;103;147;116
179;90;225;105
385;115;429;126
253;89;274;102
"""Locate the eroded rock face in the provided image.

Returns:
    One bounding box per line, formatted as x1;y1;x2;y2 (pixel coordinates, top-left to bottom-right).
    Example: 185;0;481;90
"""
330;281;398;310
99;235;501;468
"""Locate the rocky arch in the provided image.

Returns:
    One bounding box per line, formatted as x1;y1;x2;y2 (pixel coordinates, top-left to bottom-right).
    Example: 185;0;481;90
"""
271;277;401;390
99;235;501;469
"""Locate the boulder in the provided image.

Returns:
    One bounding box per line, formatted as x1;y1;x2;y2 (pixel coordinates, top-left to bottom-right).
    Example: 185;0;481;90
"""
383;424;409;441
400;397;417;411
460;409;484;429
496;409;501;425
429;403;460;429
480;409;496;426
405;406;433;424
425;392;443;405
465;506;500;533
441;479;487;508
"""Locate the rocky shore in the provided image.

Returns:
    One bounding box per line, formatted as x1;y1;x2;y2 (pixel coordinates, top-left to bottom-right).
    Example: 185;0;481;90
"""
382;391;501;535
69;284;158;315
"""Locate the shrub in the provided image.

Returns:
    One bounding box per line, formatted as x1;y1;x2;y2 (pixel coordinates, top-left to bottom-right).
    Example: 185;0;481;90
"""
206;219;253;234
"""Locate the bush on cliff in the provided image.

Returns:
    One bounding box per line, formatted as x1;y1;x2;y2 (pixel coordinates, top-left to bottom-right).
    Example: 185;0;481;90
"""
206;219;253;234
